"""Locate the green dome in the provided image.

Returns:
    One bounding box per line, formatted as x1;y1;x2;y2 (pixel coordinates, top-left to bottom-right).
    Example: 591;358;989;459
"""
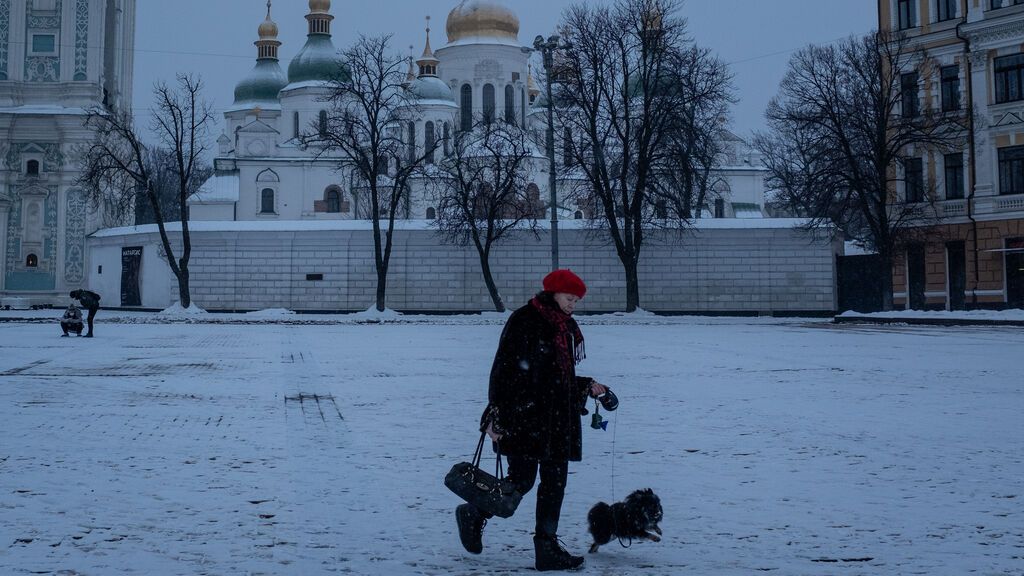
287;34;348;84
408;76;455;103
234;59;288;105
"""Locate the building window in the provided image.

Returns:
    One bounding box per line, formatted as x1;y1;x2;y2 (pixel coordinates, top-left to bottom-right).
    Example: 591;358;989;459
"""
994;53;1024;104
325;187;342;213
714;198;725;218
937;0;958;21
483;83;495;124
424;120;436;165
655;200;668;219
504;84;515;124
944;153;964;200
904;157;924;202
574;210;584;219
901;72;919;118
318;110;328;136
26;160;40;176
426;206;436;219
293;111;300;139
563;127;574;168
25;254;38;267
998;145;1024;195
443;122;451;156
460;84;473;131
940;65;960;112
31;34;56;54
991;0;1024;9
260;188;275;214
897;0;916;29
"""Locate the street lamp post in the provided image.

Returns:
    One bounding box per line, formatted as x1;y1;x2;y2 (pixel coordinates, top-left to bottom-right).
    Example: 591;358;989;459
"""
532;33;570;272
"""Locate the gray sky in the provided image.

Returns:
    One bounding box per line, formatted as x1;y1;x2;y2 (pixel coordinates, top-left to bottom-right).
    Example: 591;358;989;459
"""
134;0;876;140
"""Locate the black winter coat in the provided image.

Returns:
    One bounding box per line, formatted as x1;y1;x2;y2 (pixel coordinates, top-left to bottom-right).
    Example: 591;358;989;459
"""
483;296;593;462
74;290;101;310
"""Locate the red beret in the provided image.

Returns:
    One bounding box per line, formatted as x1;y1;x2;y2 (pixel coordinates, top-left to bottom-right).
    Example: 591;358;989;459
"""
543;269;587;298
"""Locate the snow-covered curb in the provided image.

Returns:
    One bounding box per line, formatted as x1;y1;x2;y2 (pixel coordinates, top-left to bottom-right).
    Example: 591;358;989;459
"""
836;309;1024;326
0;308;824;327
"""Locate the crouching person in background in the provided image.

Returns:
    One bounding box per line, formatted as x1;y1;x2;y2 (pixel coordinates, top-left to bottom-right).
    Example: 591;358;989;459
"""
60;303;84;337
69;289;101;338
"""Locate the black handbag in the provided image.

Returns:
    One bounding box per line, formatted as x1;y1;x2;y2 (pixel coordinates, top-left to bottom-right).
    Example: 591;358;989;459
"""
444;431;522;518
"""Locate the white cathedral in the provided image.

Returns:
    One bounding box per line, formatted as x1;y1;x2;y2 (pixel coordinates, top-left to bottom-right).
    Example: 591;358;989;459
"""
188;0;768;224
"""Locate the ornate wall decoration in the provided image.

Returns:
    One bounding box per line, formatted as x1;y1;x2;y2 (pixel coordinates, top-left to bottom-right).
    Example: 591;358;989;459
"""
64;188;85;283
73;0;88;80
3;185;58;291
5;142;64;172
475;59;501;79
0;0;10;80
25;56;59;81
25;0;62;83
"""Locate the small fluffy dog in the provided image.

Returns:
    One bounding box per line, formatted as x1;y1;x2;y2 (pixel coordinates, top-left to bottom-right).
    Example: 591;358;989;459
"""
587;488;663;553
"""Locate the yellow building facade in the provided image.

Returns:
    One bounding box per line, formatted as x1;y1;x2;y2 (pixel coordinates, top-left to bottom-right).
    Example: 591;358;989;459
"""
880;0;1024;310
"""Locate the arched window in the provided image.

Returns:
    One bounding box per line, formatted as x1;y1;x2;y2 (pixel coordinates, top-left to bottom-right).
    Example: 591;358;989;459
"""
563;127;574;168
426;206;436;220
26;160;40;176
408;121;417;163
527;183;542;217
261;188;275;214
25;253;38;267
504;84;515;124
293;111;300;139
443;122;451;156
483;83;495;124
655;199;668;219
460;84;473;131
325;187;342;213
521;88;527;128
318;110;328;136
424;121;436;164
574;210;584;220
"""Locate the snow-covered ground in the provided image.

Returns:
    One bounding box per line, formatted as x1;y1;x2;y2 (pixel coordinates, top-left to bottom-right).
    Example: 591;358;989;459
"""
0;316;1021;575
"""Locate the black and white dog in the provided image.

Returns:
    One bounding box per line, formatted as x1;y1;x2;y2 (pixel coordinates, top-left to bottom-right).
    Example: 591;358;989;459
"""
587;488;663;553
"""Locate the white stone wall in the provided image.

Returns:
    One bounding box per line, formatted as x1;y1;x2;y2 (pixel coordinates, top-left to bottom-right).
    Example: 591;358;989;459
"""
88;222;839;313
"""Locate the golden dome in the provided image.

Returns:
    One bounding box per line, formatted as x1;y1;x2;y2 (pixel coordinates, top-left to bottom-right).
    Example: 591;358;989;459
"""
258;17;278;40
309;0;330;13
446;1;519;43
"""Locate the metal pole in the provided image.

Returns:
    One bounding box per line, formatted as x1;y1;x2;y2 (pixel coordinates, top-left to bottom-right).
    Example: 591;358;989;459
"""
541;41;559;271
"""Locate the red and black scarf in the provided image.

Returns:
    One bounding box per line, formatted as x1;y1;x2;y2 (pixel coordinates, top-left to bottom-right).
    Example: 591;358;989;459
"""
530;295;585;386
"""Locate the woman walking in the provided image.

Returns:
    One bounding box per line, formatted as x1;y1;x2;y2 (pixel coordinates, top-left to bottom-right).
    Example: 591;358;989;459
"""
456;269;607;572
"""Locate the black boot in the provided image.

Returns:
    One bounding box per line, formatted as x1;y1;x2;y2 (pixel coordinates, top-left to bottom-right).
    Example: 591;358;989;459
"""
455;504;486;554
534;534;584;571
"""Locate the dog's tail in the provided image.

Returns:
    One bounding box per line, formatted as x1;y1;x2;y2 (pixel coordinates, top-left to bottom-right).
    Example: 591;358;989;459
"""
587;502;615;546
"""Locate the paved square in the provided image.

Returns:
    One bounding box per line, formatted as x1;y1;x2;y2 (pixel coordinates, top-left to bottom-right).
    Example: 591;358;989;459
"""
1;317;1021;574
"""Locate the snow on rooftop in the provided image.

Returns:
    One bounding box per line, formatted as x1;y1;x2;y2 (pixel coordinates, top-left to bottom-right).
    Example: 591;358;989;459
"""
189;172;240;204
91;217;819;238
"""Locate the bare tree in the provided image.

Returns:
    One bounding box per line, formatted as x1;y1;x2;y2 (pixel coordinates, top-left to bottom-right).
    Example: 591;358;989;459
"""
134;147;211;225
79;74;213;309
555;0;731;311
310;35;431;312
651;46;734;220
756;32;968;310
428;121;541;312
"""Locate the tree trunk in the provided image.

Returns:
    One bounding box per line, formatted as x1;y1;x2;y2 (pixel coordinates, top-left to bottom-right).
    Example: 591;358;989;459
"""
375;266;387;312
479;251;505;312
623;258;640;312
176;266;191;309
879;252;895;312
